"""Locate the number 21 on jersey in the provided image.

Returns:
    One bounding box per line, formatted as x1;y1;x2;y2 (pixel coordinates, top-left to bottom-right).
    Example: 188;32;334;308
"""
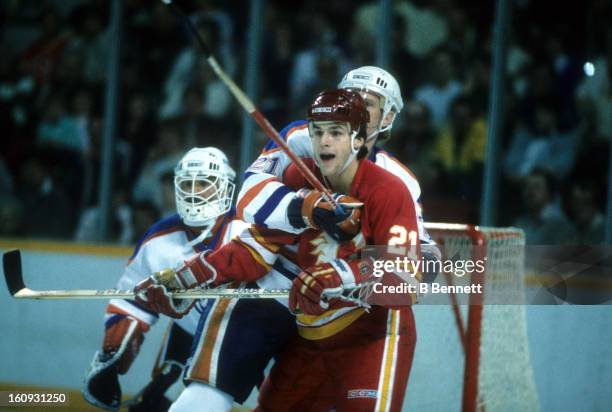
388;225;418;258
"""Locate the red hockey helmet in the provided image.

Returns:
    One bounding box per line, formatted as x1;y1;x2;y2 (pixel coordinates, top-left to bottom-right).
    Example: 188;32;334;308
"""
307;89;370;138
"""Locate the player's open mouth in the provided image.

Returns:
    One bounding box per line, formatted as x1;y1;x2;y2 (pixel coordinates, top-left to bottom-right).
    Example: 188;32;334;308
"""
320;154;335;162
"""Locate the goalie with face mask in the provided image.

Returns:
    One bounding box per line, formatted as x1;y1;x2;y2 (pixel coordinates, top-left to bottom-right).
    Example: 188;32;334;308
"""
83;147;295;412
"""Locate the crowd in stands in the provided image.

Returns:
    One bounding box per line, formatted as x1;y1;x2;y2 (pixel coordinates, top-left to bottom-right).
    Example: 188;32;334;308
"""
0;0;609;245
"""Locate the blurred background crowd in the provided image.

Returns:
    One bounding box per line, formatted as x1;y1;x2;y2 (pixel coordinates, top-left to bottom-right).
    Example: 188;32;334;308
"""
0;0;610;245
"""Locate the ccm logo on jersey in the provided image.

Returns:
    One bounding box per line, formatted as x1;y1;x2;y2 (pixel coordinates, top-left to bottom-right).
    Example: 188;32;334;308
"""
248;157;279;174
312;107;333;113
347;389;378;399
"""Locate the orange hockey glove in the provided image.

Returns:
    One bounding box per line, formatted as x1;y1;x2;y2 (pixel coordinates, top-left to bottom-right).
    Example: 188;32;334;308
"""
287;190;362;242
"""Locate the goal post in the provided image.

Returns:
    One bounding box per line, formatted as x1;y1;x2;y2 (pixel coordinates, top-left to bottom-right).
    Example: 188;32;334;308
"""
419;223;539;412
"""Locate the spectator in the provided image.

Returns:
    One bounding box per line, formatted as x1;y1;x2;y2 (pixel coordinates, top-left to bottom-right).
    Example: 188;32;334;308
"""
120;91;158;178
354;0;450;59
132;120;185;209
429;96;487;221
260;17;294;124
36;93;84;153
74;188;134;245
390;102;436;187
389;14;423;97
289;49;343;118
462;54;491;114
63;5;110;86
19;7;69;86
158;16;233;120
513;169;576;245
516;63;561;130
288;12;350;110
128;2;183;86
74;191;162;245
565;180;605;244
504;105;578;182
0;46;38;176
414;49;463;130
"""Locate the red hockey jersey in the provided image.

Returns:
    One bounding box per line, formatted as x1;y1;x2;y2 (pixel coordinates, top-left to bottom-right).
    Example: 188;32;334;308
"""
206;159;421;339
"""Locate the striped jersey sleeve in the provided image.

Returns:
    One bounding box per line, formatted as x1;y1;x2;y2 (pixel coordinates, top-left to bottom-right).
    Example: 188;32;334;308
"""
207;226;299;285
237;120;313;233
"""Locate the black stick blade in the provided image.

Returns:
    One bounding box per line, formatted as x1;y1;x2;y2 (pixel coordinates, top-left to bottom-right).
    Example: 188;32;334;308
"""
3;249;24;296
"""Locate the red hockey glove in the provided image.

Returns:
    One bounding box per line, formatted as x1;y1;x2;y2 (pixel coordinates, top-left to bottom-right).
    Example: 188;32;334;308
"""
83;316;147;410
287;190;362;242
103;316;146;373
289;259;359;316
134;251;217;318
134;281;195;319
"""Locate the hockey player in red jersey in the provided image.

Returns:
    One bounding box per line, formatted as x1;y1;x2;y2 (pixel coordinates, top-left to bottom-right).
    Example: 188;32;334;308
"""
237;66;436;249
135;89;421;411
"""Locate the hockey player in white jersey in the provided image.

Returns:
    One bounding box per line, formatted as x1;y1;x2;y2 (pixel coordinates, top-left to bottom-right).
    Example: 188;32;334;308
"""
82;147;295;411
237;66;436;251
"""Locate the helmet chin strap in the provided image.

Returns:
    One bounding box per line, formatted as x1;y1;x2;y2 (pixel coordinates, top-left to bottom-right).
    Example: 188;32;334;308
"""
365;109;393;142
337;130;361;175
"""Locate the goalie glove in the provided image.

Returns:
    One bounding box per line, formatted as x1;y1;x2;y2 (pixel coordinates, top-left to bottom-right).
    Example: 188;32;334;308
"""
289;259;373;316
82;316;146;410
287;190;362;242
134;251;217;318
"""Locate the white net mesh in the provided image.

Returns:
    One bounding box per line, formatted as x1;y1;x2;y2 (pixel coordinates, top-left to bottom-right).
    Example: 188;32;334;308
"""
406;224;539;412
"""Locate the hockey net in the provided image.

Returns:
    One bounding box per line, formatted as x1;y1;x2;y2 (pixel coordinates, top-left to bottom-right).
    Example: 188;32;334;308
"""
409;223;539;412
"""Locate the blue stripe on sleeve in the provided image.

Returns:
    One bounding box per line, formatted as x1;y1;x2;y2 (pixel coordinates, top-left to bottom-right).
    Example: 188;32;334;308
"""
262;120;307;151
252;185;293;226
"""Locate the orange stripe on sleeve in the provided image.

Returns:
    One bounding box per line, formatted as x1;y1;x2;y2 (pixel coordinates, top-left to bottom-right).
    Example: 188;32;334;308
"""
237;176;277;220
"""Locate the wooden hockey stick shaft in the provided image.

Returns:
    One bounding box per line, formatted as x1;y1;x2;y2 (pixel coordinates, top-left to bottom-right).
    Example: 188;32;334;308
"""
2;250;357;302
2;249;287;300
11;287;289;300
162;0;342;212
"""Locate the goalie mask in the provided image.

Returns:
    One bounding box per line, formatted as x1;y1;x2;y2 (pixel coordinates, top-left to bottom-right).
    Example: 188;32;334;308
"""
174;147;235;229
338;66;403;141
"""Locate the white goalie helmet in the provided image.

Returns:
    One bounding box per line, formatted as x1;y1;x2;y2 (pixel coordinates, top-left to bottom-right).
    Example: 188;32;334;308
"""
174;147;235;228
338;66;403;135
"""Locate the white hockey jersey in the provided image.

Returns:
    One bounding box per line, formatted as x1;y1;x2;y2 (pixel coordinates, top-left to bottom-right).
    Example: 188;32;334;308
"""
106;210;248;335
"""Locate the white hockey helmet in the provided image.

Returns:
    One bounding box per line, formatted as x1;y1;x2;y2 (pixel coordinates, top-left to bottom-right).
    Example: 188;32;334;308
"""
174;147;235;228
338;66;403;135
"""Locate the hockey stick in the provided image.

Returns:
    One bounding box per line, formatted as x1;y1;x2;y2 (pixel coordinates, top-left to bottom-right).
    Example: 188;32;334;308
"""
3;249;287;300
160;0;342;212
3;250;374;305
